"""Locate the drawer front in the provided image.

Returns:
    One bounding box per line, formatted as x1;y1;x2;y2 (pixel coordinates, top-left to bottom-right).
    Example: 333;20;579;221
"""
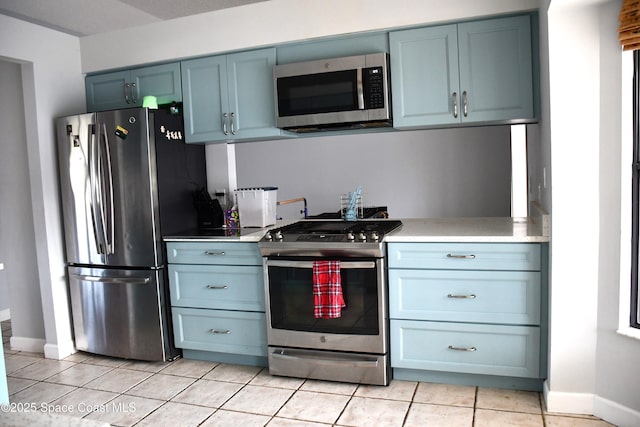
389;269;540;325
166;242;262;265
390;319;540;378
169;264;264;311
172;307;267;356
388;243;540;271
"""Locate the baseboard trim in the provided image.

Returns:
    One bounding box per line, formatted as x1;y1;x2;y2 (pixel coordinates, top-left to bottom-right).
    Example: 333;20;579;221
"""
594;394;640;427
44;339;76;360
9;336;45;354
544;380;640;427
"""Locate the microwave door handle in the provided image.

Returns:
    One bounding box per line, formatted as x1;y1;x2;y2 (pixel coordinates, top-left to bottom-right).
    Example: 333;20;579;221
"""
266;260;375;269
356;68;365;109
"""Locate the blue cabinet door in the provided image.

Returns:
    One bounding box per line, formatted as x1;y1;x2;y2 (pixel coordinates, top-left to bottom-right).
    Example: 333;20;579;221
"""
86;63;182;112
85;70;130;111
131;63;182;106
181;55;229;142
390;25;460;128
181;48;284;143
390;15;534;129
227;49;282;140
458;15;533;122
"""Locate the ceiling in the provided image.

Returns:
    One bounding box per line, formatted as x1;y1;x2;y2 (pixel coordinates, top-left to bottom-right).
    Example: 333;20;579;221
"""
0;0;270;36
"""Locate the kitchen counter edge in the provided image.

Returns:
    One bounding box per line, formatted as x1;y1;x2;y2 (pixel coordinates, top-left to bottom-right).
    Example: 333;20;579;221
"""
164;216;549;244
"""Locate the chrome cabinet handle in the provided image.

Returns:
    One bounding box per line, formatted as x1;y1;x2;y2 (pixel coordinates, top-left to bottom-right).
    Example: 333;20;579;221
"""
207;285;228;290
462;91;468;117
222;113;229;135
124;83;131;104
230;112;236;135
452;92;458;118
448;345;477;352
130;82;138;104
209;329;231;334
447;294;477;299
446;254;476;259
204;251;225;256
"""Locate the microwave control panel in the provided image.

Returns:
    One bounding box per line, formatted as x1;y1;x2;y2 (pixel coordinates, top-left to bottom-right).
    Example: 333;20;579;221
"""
363;67;385;110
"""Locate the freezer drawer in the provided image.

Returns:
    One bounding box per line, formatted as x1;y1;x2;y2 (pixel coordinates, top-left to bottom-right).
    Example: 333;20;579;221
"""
68;266;177;361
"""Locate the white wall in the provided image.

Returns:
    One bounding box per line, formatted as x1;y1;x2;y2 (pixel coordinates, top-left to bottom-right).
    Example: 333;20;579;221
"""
235;126;511;219
543;1;640;425
0;14;85;358
79;0;540;73
0;61;30;320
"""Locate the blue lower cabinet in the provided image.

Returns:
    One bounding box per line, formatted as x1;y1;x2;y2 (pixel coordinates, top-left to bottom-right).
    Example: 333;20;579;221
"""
391;320;540;378
172;307;267;357
387;242;546;389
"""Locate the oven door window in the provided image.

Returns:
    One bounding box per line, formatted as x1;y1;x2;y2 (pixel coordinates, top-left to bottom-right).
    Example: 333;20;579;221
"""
267;260;379;335
277;70;359;117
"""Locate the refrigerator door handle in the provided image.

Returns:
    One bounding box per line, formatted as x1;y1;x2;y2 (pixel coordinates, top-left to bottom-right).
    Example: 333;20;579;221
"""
100;123;115;254
71;273;150;285
88;123;105;254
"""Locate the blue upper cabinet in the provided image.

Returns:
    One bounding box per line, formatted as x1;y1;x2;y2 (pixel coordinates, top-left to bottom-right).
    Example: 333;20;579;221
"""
86;63;182;112
181;48;287;143
390;15;535;129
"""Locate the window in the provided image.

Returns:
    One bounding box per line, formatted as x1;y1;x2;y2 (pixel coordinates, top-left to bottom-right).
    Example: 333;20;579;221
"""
631;50;640;328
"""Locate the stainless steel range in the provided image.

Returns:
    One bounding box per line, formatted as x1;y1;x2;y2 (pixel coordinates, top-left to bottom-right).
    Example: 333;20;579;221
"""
259;220;402;385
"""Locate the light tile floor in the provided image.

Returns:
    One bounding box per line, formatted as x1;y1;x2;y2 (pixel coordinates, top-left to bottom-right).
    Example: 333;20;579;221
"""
0;320;617;426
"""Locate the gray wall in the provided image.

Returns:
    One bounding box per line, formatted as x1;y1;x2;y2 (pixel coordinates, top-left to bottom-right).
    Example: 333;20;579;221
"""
0;60;44;333
235;125;512;219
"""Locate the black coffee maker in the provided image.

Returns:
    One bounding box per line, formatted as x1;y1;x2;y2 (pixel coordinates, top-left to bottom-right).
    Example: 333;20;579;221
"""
193;187;224;230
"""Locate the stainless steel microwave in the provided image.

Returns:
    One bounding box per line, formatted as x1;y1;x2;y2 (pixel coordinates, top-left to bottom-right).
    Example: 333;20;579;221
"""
273;53;392;132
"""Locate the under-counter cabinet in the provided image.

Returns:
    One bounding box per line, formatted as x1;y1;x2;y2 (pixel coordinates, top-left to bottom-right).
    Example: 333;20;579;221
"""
166;241;267;366
389;15;534;128
388;242;546;391
85;63;182;112
181;48;287;143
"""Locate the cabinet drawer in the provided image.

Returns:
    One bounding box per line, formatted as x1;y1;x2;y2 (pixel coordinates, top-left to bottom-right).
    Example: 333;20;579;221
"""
390;320;540;378
166;242;262;265
169;264;264;311
172;307;267;356
388;243;540;271
389;269;540;325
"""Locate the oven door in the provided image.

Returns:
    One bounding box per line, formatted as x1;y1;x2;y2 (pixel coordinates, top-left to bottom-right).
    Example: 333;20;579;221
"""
264;258;388;354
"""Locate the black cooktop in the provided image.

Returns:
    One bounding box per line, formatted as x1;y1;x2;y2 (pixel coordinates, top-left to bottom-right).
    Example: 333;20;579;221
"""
272;219;402;236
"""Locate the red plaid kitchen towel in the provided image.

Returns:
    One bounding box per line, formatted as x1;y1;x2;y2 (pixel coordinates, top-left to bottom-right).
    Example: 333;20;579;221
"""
313;260;345;319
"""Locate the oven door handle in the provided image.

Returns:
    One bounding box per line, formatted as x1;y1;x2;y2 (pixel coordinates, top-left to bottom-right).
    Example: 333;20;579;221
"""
270;349;380;368
266;260;376;269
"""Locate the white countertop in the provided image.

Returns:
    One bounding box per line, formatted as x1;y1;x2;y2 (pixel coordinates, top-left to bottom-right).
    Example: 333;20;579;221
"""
385;217;549;243
165;216;549;243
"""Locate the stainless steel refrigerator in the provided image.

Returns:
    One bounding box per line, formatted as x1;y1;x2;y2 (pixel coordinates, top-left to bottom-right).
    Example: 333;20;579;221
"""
56;107;206;361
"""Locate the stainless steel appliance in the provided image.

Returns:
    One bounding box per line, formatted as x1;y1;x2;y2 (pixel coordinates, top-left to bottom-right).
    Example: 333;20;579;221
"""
56;107;206;361
273;53;392;132
259;220;402;385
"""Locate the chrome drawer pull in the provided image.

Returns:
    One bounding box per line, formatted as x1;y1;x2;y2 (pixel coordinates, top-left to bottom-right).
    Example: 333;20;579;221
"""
209;329;231;334
446;254;476;259
448;345;477;352
447;294;476;299
207;285;228;290
204;251;225;256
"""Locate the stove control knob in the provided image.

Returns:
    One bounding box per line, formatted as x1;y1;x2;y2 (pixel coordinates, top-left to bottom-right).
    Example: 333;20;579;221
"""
346;231;355;241
370;231;380;241
358;231;367;241
264;232;273;241
275;231;283;240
